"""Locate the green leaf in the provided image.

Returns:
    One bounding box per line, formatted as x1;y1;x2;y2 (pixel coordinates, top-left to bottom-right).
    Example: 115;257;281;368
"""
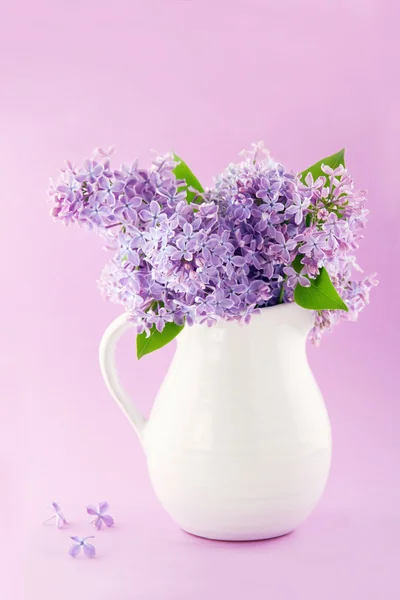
173;153;204;203
300;148;345;183
292;254;304;274
136;321;184;360
294;265;348;312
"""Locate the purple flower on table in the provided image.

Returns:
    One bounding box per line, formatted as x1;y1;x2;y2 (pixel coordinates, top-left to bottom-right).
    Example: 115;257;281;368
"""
75;160;104;184
286;193;310;225
283;266;310;288
43;502;67;528
69;536;96;558
86;502;115;530
269;231;297;263
139;200;166;227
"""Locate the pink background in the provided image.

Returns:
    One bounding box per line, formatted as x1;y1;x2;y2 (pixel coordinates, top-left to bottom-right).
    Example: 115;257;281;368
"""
1;0;399;598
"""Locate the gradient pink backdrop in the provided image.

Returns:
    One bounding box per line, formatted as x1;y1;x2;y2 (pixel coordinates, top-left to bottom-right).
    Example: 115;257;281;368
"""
1;0;399;598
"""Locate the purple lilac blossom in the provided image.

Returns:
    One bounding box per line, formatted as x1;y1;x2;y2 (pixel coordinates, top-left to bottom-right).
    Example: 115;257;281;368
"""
49;143;377;343
86;502;115;530
43;502;67;528
69;536;96;559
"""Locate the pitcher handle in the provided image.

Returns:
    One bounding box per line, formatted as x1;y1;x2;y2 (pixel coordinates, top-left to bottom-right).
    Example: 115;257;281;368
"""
99;313;146;443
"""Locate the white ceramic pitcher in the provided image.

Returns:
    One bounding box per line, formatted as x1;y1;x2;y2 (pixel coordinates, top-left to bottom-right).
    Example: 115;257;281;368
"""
99;302;331;541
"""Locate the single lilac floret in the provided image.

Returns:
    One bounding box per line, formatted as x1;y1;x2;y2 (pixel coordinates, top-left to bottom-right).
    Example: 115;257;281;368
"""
43;502;67;529
86;502;115;530
283;266;311;288
69;536;96;558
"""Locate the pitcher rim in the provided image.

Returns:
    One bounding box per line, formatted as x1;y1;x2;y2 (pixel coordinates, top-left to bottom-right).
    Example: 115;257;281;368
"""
179;301;315;334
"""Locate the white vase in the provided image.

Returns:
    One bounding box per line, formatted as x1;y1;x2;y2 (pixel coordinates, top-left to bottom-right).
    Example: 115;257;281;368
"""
99;302;331;541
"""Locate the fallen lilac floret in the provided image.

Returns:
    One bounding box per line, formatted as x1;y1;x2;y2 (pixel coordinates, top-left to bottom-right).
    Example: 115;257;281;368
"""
86;502;114;530
69;536;96;558
43;502;67;529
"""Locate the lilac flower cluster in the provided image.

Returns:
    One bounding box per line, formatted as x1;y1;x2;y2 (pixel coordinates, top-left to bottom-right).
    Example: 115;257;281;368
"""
49;143;377;343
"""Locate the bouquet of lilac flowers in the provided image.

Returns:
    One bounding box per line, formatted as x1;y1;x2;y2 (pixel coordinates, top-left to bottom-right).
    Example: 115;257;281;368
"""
49;142;377;358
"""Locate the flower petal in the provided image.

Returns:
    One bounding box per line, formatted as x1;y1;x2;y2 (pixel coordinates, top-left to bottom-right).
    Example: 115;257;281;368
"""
70;536;82;543
93;163;104;177
86;505;99;516
56;515;66;528
83;543;96;559
69;544;81;558
94;516;103;530
101;514;114;528
139;210;153;222
231;255;246;267
98;502;109;514
149;200;160;216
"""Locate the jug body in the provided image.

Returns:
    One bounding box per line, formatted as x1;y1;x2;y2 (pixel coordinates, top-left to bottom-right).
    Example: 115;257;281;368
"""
100;303;331;541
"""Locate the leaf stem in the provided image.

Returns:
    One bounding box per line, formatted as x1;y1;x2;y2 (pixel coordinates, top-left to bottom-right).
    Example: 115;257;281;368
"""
279;275;287;303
